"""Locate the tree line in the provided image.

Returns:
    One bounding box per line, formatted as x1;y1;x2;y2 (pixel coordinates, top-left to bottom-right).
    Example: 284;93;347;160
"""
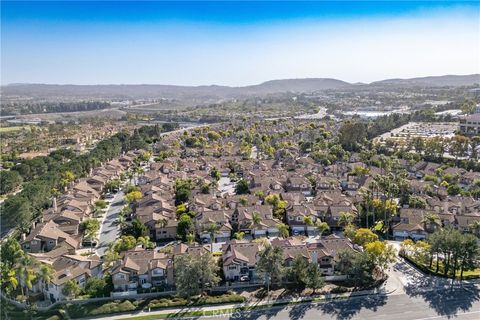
1;101;111;116
400;227;479;284
0;124;171;234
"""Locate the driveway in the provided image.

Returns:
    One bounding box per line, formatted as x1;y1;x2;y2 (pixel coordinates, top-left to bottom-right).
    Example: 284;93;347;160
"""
96;190;124;256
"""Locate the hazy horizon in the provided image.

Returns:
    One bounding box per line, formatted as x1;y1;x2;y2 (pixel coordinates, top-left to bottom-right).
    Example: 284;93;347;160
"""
3;73;479;87
2;1;479;86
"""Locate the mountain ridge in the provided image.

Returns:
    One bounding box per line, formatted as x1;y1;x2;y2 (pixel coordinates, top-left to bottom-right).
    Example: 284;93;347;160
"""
2;74;478;100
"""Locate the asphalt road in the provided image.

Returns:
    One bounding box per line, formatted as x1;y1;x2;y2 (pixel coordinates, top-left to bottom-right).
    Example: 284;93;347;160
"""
204;287;480;320
197;242;480;320
96;190;124;256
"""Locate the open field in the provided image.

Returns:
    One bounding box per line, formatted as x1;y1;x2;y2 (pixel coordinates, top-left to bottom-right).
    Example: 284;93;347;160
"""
0;125;32;132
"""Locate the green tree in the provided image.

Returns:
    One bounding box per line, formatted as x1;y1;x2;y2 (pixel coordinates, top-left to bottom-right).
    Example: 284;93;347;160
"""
304;263;325;294
252;211;262;226
210;167;221;181
422;213;441;233
112;235;137;253
105;178;121;192
84;277;108;297
62;280;81;300
337;249;375;289
0;170;23;195
289;256;308;286
204;223;221;252
177;214;194;241
276;223;290;238
235;179;250;195
174;253;220;298
175;179;192;205
123;218;149;238
0;261;18;297
408;195;427;209
316;221;330;238
352;228;379;247
125;190;142;203
37;264;54;295
303;216;314;226
339;121;367;151
17;254;37;298
81;218;101;252
338;212;354;227
364;241;396;272
233;232;245;240
257;245;285;291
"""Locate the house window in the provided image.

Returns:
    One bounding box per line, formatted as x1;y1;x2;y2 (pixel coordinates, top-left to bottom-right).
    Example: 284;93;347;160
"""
228;266;237;270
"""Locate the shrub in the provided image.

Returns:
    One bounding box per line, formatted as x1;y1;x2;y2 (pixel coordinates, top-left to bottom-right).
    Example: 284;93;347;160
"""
330;286;349;294
199;294;245;305
89;300;136;316
148;297;188;309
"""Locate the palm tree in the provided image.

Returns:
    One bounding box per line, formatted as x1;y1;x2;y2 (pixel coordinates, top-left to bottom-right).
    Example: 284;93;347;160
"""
103;248;119;268
276;223;289;238
315;221;330;238
156;218;168;229
204;223;221;252
252;212;262;226
186;233;195;244
17;255;37;299
303;216;314;226
233;232;245;240
338;212;354;227
369;180;379;223
37;264;54;297
359;187;373;229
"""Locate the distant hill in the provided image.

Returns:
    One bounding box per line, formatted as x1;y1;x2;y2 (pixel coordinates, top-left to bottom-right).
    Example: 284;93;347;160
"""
371;74;480;87
241;78;350;94
2;74;478;100
1;78;350;100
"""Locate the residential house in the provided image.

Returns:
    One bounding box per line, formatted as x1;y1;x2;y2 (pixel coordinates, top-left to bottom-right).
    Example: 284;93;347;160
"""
222;240;262;281
22;220;79;253
235;205;281;238
111;248;174;293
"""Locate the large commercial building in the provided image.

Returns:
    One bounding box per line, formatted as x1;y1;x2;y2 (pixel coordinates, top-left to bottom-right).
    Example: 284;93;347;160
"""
459;113;480;136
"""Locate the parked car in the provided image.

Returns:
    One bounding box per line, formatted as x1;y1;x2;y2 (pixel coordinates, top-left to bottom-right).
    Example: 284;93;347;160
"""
240;276;250;282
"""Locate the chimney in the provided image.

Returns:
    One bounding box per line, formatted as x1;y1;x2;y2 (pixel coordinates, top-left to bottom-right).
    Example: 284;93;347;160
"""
443;201;449;214
53;197;58;213
21;233;26;241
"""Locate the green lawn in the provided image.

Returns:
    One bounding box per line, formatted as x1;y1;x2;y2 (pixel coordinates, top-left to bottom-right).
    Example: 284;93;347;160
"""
0;126;32;133
402;255;480;279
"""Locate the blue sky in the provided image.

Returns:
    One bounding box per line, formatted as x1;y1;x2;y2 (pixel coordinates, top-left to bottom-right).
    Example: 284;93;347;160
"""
1;1;479;85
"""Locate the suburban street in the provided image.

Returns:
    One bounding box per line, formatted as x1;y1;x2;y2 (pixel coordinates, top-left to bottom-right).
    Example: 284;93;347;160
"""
215;242;480;320
96;190;124;256
100;248;480;320
208;289;480;320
